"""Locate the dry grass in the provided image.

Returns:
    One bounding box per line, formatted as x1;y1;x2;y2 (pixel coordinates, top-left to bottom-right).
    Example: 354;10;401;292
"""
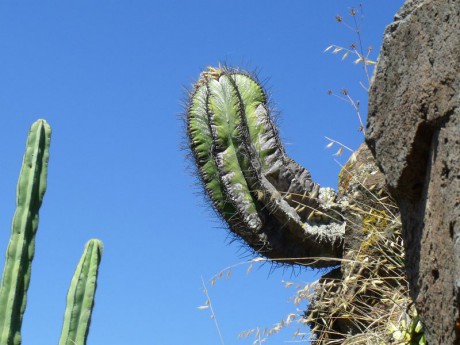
199;213;425;344
303;201;413;344
198;175;425;343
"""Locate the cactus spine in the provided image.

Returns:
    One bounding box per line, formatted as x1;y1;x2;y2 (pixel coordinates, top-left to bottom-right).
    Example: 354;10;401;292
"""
187;67;344;266
0;120;51;345
59;239;103;345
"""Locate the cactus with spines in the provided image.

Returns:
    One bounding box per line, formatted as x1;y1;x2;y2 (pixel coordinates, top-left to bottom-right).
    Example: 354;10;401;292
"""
187;67;415;343
187;67;345;266
0;120;102;345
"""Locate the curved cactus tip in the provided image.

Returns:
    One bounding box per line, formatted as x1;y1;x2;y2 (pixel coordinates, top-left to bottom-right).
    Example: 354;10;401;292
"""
186;65;344;267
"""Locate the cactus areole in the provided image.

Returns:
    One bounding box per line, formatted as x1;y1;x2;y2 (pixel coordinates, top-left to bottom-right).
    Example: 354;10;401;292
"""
187;67;345;267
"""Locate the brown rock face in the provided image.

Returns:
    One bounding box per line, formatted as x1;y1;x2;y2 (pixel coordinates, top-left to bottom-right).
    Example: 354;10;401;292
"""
366;0;460;343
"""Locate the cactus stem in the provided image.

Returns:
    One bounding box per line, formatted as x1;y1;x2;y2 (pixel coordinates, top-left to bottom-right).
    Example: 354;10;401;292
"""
0;120;51;345
187;67;345;266
58;239;103;345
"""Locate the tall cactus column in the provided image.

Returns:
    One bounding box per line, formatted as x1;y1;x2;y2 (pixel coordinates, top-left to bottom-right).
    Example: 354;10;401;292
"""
0;120;51;345
187;67;345;266
0;120;103;345
59;239;103;345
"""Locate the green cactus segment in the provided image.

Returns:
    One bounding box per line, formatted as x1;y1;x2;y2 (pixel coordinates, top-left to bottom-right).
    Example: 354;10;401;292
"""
187;67;344;265
232;73;318;204
188;84;240;222
226;74;312;239
59;239;103;345
232;73;276;170
207;76;262;230
0;119;51;345
188;77;262;233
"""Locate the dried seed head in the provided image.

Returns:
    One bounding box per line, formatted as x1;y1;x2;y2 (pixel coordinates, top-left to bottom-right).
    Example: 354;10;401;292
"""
195;65;225;88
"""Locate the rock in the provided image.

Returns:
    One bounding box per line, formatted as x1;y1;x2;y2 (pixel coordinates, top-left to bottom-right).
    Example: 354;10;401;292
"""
366;0;460;343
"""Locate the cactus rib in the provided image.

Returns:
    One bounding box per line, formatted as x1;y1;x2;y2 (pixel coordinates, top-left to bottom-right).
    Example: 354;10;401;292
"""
0;119;51;345
207;75;262;231
187;67;344;266
59;239;103;345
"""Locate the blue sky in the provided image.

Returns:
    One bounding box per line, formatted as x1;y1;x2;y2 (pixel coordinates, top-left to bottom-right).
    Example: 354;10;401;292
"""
0;1;404;344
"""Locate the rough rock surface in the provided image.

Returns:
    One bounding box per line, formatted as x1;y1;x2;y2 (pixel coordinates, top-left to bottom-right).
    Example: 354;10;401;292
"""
366;0;460;343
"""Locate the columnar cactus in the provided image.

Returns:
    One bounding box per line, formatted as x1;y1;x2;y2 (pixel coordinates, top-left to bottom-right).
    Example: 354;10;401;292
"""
0;120;51;345
59;239;103;345
0;120;103;345
187;67;345;266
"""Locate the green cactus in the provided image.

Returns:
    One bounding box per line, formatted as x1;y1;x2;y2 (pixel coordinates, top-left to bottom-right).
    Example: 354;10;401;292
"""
187;67;344;266
0;120;51;345
0;120;102;345
59;239;103;345
187;67;421;343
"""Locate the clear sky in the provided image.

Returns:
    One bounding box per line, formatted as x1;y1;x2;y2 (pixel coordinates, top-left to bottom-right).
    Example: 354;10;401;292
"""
0;1;404;344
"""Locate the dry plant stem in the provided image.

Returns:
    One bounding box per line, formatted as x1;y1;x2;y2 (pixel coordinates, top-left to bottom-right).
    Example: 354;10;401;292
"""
327;6;375;135
335;161;401;220
325;137;354;153
351;11;372;85
207;254;379;290
328;91;365;134
201;276;225;345
340;5;372;86
343;93;365;133
336;161;402;220
359;81;369;93
254;329;263;345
